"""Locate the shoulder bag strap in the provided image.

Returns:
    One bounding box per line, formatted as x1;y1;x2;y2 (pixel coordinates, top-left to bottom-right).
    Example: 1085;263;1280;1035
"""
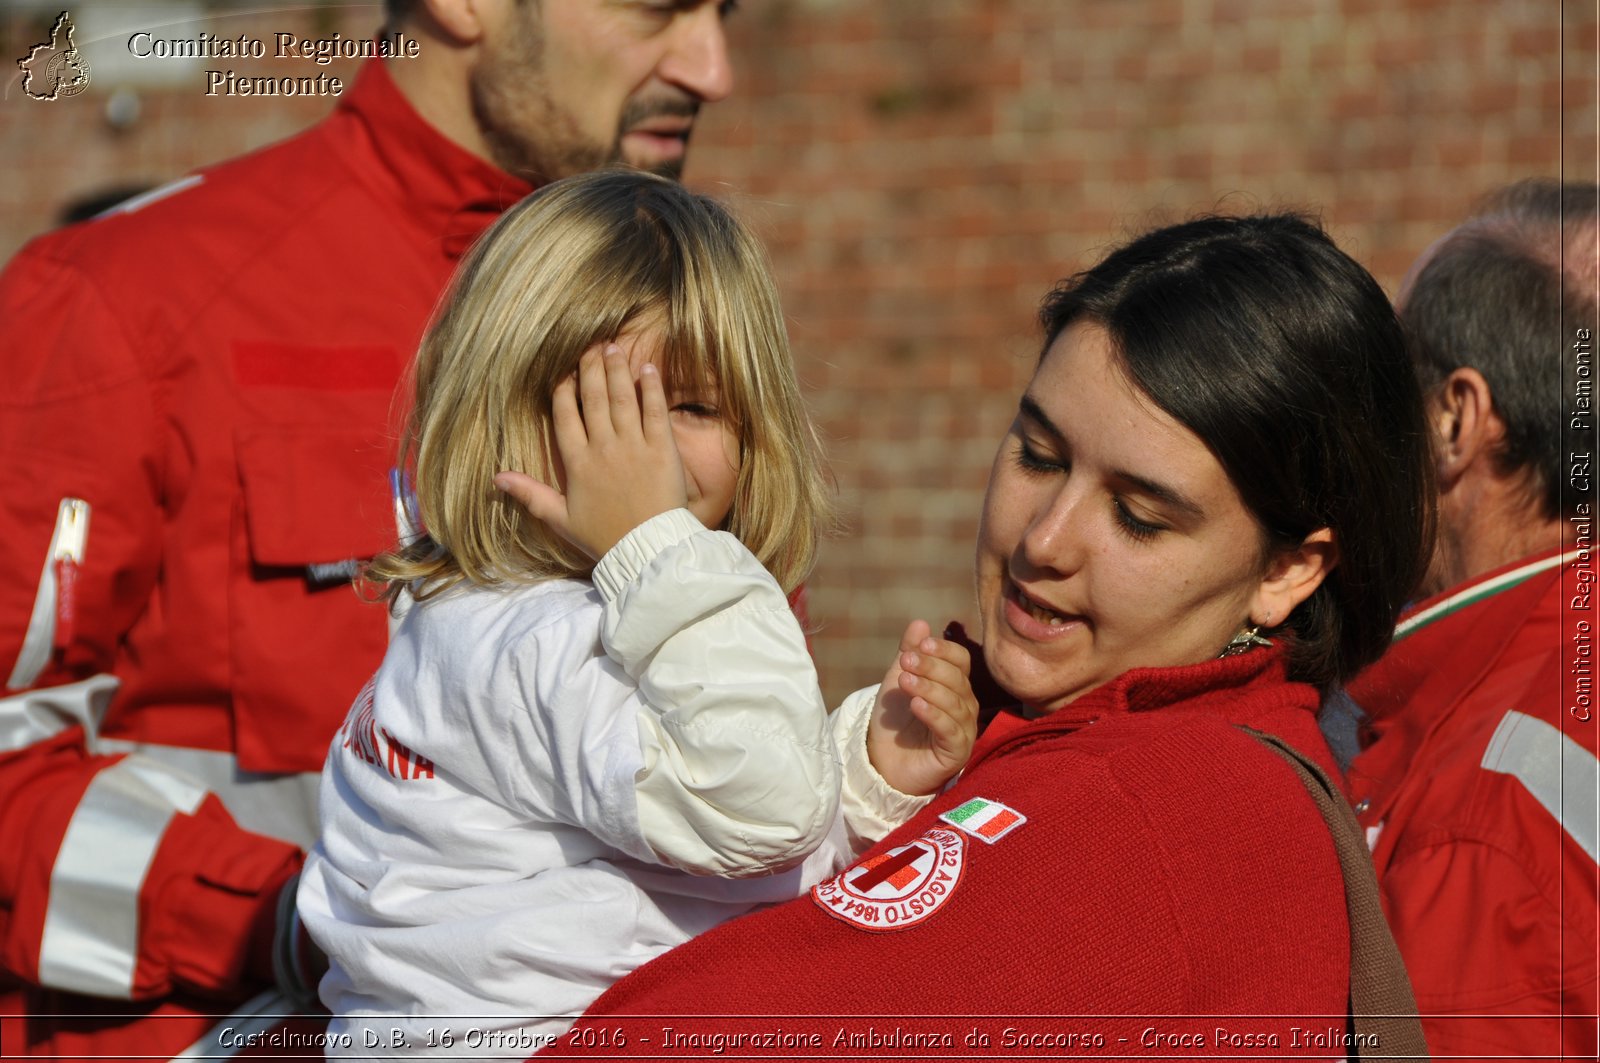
1241;726;1430;1061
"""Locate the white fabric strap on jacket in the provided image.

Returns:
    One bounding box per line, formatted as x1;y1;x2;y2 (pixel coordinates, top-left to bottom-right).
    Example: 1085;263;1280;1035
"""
0;673;119;753
37;755;206;997
1481;710;1599;863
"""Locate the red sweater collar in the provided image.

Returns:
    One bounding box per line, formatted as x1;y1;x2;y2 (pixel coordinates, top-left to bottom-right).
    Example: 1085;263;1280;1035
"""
970;645;1307;765
334;61;534;258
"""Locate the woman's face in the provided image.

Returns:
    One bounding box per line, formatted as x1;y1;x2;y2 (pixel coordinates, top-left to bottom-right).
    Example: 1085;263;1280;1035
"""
975;320;1287;714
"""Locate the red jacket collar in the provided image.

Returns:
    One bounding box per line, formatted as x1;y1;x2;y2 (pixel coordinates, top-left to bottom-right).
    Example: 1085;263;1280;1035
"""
1391;545;1571;641
1350;546;1569;734
335;61;534;258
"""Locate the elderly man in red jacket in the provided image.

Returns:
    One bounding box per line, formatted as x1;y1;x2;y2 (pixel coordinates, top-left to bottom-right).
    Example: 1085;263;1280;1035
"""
1344;179;1599;1061
0;1;736;1056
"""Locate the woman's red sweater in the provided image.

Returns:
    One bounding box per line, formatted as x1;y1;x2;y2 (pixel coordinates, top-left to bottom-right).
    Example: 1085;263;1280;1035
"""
548;648;1351;1059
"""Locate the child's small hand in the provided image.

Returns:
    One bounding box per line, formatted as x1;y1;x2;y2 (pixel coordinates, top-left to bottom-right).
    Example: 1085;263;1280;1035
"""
867;619;979;796
495;341;689;560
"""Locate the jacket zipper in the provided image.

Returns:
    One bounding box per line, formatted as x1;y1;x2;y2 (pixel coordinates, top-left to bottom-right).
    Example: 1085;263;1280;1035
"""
5;498;90;691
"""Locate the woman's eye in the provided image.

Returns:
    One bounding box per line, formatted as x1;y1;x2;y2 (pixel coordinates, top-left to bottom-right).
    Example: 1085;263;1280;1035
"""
1112;498;1165;542
1013;437;1064;475
672;402;721;419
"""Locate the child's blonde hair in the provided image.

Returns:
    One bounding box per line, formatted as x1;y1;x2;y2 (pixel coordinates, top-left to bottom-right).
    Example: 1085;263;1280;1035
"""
368;170;834;600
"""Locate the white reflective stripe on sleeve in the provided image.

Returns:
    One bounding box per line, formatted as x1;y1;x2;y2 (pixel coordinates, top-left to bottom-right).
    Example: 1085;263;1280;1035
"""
95;738;321;850
37;756;208;998
1481;710;1600;864
0;673;119;753
172;989;291;1060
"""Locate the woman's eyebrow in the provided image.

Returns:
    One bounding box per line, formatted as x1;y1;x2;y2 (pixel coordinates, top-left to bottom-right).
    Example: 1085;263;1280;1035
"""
1017;394;1060;437
1114;469;1205;520
1018;395;1205;519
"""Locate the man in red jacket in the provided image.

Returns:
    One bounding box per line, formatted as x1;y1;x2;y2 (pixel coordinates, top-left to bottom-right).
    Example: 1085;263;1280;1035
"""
1345;180;1599;1060
0;0;735;1056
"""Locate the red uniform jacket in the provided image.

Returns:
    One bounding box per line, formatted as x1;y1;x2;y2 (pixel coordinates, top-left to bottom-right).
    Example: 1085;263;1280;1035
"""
1348;548;1599;1061
552;648;1352;1060
0;61;529;1058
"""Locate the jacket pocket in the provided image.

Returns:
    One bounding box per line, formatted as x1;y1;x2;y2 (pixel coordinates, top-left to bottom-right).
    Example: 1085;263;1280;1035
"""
230;428;396;774
236;428;396;569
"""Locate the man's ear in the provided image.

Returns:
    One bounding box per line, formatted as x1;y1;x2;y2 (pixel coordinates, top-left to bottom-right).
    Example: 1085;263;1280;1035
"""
417;0;492;44
1432;367;1504;490
1251;527;1339;630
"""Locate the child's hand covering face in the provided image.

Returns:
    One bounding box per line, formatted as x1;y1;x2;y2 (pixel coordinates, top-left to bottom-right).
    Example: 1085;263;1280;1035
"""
495;341;690;561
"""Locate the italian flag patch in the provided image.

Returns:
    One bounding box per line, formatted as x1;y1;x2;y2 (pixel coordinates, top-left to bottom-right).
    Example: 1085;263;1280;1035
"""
939;796;1026;843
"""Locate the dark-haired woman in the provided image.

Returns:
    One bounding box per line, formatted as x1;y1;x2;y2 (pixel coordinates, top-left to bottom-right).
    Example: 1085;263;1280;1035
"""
550;213;1434;1055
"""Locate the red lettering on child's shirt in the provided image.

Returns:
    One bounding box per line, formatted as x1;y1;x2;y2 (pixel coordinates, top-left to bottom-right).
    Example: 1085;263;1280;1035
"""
341;681;383;765
339;679;435;782
382;728;436;781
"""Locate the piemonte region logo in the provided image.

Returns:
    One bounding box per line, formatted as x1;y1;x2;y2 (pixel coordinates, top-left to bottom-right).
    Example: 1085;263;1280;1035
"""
18;11;91;101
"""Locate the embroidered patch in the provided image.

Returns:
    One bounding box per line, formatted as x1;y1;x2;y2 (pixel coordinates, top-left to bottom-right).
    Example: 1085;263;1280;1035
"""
939;796;1027;843
812;827;965;932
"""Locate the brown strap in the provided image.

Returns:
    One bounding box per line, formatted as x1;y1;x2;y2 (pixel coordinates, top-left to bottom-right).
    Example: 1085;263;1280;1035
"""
1242;728;1430;1061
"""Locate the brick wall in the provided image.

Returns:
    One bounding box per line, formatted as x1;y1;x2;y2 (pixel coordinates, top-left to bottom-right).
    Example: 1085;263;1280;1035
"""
3;0;1594;705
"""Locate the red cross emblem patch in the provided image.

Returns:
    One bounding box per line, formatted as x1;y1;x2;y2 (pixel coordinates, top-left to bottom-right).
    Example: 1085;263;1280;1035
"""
812;827;966;932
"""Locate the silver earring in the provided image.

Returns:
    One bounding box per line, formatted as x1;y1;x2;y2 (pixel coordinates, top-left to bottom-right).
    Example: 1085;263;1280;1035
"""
1219;624;1273;658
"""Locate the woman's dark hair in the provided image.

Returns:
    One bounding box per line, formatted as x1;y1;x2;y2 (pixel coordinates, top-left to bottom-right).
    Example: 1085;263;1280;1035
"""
1039;213;1436;689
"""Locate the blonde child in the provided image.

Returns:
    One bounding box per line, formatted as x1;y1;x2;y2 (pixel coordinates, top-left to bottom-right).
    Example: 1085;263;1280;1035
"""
297;171;978;1055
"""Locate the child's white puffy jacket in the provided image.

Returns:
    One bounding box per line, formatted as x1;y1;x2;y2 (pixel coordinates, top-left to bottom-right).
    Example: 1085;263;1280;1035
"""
298;508;922;1056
